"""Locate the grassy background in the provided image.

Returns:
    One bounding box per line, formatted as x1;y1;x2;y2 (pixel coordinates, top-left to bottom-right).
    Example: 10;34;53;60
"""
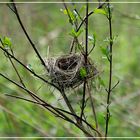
0;1;140;137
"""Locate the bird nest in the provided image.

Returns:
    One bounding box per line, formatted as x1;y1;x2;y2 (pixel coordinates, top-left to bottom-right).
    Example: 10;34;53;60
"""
44;54;98;89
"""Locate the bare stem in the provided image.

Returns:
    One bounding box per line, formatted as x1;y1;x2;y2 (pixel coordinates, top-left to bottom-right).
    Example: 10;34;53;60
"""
105;1;113;139
87;83;98;130
80;0;89;123
60;89;77;120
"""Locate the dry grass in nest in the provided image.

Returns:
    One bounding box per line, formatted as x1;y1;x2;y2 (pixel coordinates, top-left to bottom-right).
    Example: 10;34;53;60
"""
44;53;98;89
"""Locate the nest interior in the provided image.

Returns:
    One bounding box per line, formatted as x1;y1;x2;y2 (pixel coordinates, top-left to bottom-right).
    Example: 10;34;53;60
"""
44;54;98;89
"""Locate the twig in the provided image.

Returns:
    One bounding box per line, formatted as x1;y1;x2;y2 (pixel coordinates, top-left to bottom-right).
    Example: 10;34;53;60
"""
63;1;80;54
80;0;89;123
0;46;60;91
8;0;46;67
88;43;95;56
76;0;107;32
63;1;73;25
0;38;26;88
87;83;98;130
60;88;77;120
0;72;102;137
105;1;113;139
5;93;101;136
111;80;119;92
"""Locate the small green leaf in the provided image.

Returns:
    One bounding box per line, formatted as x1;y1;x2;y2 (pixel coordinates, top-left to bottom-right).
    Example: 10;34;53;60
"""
80;67;87;79
62;8;75;22
79;5;86;13
100;46;109;56
27;64;34;72
94;8;107;16
1;36;12;48
69;28;83;37
63;9;68;15
76;29;83;37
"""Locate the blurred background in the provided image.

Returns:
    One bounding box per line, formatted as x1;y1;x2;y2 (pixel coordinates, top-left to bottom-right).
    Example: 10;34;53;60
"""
0;0;140;137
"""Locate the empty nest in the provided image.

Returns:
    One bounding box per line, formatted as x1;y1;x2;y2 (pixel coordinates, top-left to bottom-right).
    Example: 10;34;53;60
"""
44;53;98;89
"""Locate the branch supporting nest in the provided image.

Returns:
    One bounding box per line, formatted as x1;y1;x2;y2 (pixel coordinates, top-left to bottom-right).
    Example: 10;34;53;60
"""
44;53;98;90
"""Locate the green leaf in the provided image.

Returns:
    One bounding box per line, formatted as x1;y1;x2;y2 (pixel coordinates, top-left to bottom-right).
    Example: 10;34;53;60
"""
94;8;107;16
100;47;108;56
80;67;87;79
88;32;96;45
63;9;68;15
79;5;86;13
76;29;83;37
27;64;34;72
62;9;75;22
69;28;83;37
1;36;12;48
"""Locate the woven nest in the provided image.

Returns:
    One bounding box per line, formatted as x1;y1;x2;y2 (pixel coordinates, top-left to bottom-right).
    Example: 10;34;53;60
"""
44;54;98;89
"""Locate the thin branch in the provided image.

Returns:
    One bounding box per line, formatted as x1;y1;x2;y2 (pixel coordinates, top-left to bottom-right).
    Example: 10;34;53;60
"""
63;1;73;25
111;80;119;92
0;73;58;116
105;1;113;138
80;0;89;123
5;93;101;136
76;0;107;32
71;2;86;27
0;38;26;88
0;46;60;91
0;43;78;123
87;82;98;130
63;1;79;54
88;43;95;56
8;0;46;67
0;73;102;137
60;89;77;121
0;73;78;126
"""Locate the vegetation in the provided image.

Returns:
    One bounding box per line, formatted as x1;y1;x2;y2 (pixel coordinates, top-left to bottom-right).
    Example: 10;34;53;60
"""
0;0;140;139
